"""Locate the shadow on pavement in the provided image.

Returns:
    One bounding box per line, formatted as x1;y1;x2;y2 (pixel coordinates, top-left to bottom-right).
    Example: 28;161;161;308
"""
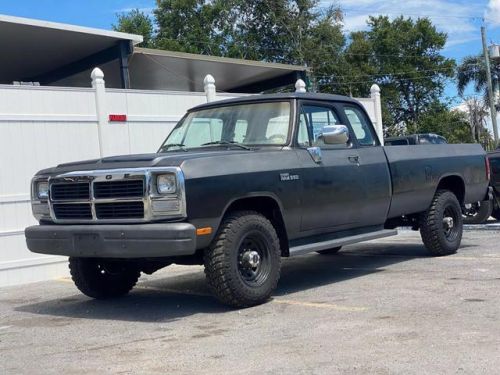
15;240;469;322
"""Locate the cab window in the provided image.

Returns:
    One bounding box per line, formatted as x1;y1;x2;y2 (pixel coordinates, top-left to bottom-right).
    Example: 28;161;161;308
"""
298;105;345;148
343;106;376;146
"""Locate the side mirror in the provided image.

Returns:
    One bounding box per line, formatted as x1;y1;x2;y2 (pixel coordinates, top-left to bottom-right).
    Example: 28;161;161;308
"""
320;125;349;145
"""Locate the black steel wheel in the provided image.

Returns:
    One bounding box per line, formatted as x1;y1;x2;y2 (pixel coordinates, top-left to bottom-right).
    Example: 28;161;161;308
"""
420;190;463;256
237;232;273;287
316;246;342;255
69;257;140;299
462;200;493;224
204;211;281;308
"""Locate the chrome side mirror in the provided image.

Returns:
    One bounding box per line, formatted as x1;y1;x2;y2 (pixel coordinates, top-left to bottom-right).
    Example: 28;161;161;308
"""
320;125;349;145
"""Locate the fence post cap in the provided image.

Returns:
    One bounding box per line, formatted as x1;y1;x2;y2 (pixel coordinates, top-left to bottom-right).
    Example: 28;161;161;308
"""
295;79;306;93
203;74;215;86
91;68;105;80
370;83;381;94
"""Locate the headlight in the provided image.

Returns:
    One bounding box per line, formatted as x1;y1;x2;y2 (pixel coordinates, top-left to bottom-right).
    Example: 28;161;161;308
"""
36;181;49;199
157;174;177;194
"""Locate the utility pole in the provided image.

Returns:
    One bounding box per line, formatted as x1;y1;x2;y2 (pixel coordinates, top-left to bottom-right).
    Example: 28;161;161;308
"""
481;26;499;147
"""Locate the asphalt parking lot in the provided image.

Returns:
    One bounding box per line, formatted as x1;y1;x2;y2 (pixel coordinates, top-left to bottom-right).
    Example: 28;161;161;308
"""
1;228;500;374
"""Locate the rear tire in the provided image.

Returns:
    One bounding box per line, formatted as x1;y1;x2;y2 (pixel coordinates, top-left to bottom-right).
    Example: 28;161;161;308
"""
204;211;281;308
462;200;493;224
317;246;342;255
69;257;140;299
420;190;463;256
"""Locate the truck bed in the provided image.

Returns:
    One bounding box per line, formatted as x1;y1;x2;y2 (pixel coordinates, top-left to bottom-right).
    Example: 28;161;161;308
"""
384;144;488;218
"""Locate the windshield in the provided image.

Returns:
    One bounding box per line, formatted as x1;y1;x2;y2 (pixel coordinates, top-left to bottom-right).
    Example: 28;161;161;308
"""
159;101;291;151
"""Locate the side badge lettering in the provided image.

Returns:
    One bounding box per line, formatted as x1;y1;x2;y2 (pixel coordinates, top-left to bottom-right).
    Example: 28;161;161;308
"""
280;173;300;181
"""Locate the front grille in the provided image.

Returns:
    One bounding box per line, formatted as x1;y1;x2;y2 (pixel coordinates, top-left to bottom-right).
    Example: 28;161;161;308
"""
51;183;90;201
95;202;144;219
48;169;182;222
94;180;144;199
53;203;92;220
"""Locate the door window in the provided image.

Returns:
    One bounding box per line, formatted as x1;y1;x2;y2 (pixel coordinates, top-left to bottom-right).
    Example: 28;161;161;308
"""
343;106;376;146
298;105;343;148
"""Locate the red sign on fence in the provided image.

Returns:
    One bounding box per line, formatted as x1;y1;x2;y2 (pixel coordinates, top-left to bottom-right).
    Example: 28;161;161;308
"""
109;114;127;122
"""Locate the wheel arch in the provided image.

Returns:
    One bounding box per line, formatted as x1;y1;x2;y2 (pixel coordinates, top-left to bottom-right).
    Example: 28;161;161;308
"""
435;174;465;205
221;194;290;257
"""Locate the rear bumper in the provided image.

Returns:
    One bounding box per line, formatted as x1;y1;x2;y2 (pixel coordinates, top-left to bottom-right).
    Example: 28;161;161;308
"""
25;223;197;258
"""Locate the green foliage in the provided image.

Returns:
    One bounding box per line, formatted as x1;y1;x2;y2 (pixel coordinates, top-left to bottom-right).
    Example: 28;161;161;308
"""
113;3;472;142
112;9;154;48
408;102;473;144
346;16;456;133
456;54;500;108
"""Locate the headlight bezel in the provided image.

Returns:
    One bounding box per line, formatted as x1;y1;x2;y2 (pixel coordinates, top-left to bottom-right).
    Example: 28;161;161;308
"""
31;177;51;222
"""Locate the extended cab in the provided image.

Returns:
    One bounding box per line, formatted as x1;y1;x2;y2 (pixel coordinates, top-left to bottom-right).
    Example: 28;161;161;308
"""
25;93;490;307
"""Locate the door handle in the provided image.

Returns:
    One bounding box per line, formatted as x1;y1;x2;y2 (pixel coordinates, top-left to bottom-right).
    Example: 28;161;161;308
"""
348;155;360;165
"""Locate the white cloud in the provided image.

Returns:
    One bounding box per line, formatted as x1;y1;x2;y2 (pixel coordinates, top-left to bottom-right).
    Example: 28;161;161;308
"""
328;0;486;48
486;0;500;25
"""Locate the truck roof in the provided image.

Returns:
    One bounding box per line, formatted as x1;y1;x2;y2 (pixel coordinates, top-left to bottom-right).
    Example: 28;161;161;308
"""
189;92;362;111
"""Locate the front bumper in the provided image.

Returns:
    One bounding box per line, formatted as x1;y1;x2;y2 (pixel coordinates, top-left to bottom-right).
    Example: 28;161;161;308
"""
25;223;197;258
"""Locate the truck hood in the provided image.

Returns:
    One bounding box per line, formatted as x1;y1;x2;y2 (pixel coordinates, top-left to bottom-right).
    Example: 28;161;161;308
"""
36;150;254;176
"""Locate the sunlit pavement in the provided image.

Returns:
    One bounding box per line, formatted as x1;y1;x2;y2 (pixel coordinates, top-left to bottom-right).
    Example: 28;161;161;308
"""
1;229;500;374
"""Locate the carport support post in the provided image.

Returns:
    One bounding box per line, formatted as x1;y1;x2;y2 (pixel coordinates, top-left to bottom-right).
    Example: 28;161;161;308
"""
371;84;384;145
91;68;106;158
204;74;216;102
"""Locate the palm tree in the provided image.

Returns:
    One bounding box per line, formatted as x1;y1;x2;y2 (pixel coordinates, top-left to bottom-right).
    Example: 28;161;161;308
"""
457;54;500;108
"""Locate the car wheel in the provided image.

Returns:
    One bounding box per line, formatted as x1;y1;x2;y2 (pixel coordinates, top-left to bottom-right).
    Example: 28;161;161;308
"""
69;257;140;299
462;200;493;224
420;190;463;256
317;246;342;255
204;211;281;308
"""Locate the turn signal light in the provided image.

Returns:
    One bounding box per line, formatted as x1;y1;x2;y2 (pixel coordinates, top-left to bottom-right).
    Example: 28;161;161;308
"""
196;227;213;236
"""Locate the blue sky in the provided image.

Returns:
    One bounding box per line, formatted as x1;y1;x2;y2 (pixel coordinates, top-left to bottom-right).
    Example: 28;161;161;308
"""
1;0;499;102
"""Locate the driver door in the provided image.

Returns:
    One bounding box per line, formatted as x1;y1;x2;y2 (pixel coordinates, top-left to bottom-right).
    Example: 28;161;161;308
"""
296;102;365;233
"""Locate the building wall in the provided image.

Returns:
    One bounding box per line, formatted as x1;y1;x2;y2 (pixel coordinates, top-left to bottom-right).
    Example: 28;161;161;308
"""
0;82;380;287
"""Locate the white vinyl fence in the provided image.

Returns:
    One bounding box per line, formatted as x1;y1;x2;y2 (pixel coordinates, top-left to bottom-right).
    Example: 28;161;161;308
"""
0;71;382;287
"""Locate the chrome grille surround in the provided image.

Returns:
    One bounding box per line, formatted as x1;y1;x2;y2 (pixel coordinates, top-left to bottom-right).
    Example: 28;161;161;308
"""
47;167;186;223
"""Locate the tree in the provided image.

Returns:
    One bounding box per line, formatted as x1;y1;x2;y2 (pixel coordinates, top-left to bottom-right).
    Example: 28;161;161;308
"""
456;54;500;110
112;9;154;48
152;0;347;91
344;16;455;134
458;97;493;148
412;102;473;144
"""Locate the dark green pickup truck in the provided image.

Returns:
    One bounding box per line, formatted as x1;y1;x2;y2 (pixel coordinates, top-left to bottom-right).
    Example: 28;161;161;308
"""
25;93;490;307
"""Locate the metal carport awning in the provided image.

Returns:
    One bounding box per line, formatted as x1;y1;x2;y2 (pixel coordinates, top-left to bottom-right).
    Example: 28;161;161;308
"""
0;14;142;87
128;48;309;93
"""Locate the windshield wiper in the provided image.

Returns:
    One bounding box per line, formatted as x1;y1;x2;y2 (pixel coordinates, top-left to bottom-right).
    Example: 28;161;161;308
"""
159;143;187;152
200;140;252;150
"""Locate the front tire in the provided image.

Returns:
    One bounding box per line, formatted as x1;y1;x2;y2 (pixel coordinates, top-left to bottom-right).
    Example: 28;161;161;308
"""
420;190;463;256
204;211;281;308
69;257;140;299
